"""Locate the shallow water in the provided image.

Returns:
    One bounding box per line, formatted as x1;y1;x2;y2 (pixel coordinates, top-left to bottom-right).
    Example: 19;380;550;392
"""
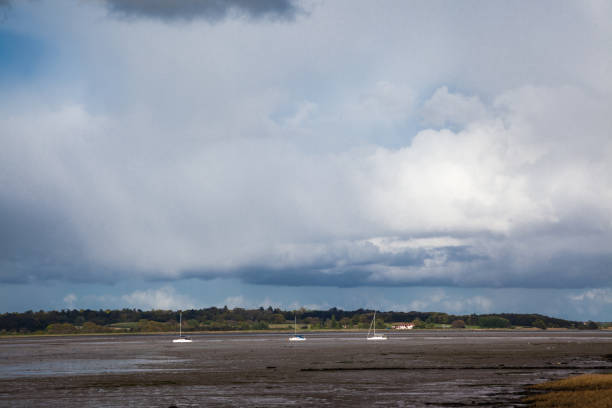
0;358;190;378
0;331;610;407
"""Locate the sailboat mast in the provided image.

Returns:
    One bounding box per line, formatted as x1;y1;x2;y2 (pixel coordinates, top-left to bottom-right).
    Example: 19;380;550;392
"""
294;316;297;335
366;309;386;341
171;310;192;343
373;311;376;335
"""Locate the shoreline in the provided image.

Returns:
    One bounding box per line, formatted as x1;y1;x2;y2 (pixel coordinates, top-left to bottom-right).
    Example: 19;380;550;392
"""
1;327;608;338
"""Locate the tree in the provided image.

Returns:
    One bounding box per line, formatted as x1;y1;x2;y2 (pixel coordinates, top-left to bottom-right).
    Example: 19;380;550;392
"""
412;318;426;329
46;323;77;334
339;317;352;328
467;314;479;326
306;317;321;328
0;308;586;334
326;315;339;329
533;319;547;330
82;321;106;333
478;316;511;328
252;321;269;330
272;314;286;324
185;319;200;331
451;319;466;329
357;314;371;329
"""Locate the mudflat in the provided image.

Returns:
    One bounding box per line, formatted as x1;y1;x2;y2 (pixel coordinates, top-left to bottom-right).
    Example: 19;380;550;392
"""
0;331;610;407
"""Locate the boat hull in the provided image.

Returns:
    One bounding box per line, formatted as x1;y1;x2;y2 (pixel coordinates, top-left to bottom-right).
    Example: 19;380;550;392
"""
172;338;193;343
289;336;306;341
366;336;387;341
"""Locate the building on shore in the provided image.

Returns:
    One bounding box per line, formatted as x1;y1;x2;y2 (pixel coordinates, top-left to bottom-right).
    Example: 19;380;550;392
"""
392;323;415;330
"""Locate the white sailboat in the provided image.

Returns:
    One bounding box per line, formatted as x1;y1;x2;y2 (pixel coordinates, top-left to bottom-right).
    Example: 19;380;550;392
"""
172;311;193;343
366;310;387;341
289;316;306;341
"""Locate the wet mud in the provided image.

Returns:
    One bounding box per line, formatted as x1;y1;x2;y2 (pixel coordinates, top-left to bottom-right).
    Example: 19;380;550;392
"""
0;331;611;407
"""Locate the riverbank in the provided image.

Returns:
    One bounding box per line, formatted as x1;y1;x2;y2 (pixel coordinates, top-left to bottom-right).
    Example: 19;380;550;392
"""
2;326;609;338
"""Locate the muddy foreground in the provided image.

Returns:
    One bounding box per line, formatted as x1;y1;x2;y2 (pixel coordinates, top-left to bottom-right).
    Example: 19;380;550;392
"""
0;331;611;407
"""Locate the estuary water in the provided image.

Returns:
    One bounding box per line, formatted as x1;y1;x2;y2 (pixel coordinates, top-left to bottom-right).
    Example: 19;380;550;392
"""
0;331;611;407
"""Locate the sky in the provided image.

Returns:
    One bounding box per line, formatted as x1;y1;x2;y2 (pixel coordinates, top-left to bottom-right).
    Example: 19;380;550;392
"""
0;0;611;321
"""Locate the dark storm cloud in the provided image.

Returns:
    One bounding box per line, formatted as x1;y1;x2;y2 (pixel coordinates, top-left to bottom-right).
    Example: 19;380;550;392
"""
215;241;612;289
0;0;10;20
0;196;79;282
0;200;134;284
240;266;374;287
232;245;490;288
386;245;488;267
103;0;302;21
501;253;612;289
0;191;126;285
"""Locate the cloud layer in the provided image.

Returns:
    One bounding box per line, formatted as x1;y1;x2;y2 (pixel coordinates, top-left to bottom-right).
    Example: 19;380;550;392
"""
0;1;611;293
103;0;301;22
121;286;196;310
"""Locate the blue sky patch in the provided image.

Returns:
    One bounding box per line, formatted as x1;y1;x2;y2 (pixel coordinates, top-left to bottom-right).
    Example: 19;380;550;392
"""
0;29;46;82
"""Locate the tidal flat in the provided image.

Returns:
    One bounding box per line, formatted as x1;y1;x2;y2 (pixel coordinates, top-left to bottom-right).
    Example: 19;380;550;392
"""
0;331;611;407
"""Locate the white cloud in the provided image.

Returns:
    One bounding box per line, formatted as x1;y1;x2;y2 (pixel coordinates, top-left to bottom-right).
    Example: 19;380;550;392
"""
284;101;318;128
347;81;414;124
407;300;429;311
421;86;488;128
2;85;611;289
220;295;329;311
386;290;493;315
569;289;612;303
63;293;77;308
222;295;247;309
442;296;493;314
287;301;331;311
367;236;465;254
568;289;612;319
121;286;196;310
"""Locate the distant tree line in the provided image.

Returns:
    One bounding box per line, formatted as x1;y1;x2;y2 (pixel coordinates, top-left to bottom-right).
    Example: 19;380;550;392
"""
0;307;602;335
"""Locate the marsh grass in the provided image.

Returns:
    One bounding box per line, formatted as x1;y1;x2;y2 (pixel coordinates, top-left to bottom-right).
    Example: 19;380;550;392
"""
524;374;612;407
